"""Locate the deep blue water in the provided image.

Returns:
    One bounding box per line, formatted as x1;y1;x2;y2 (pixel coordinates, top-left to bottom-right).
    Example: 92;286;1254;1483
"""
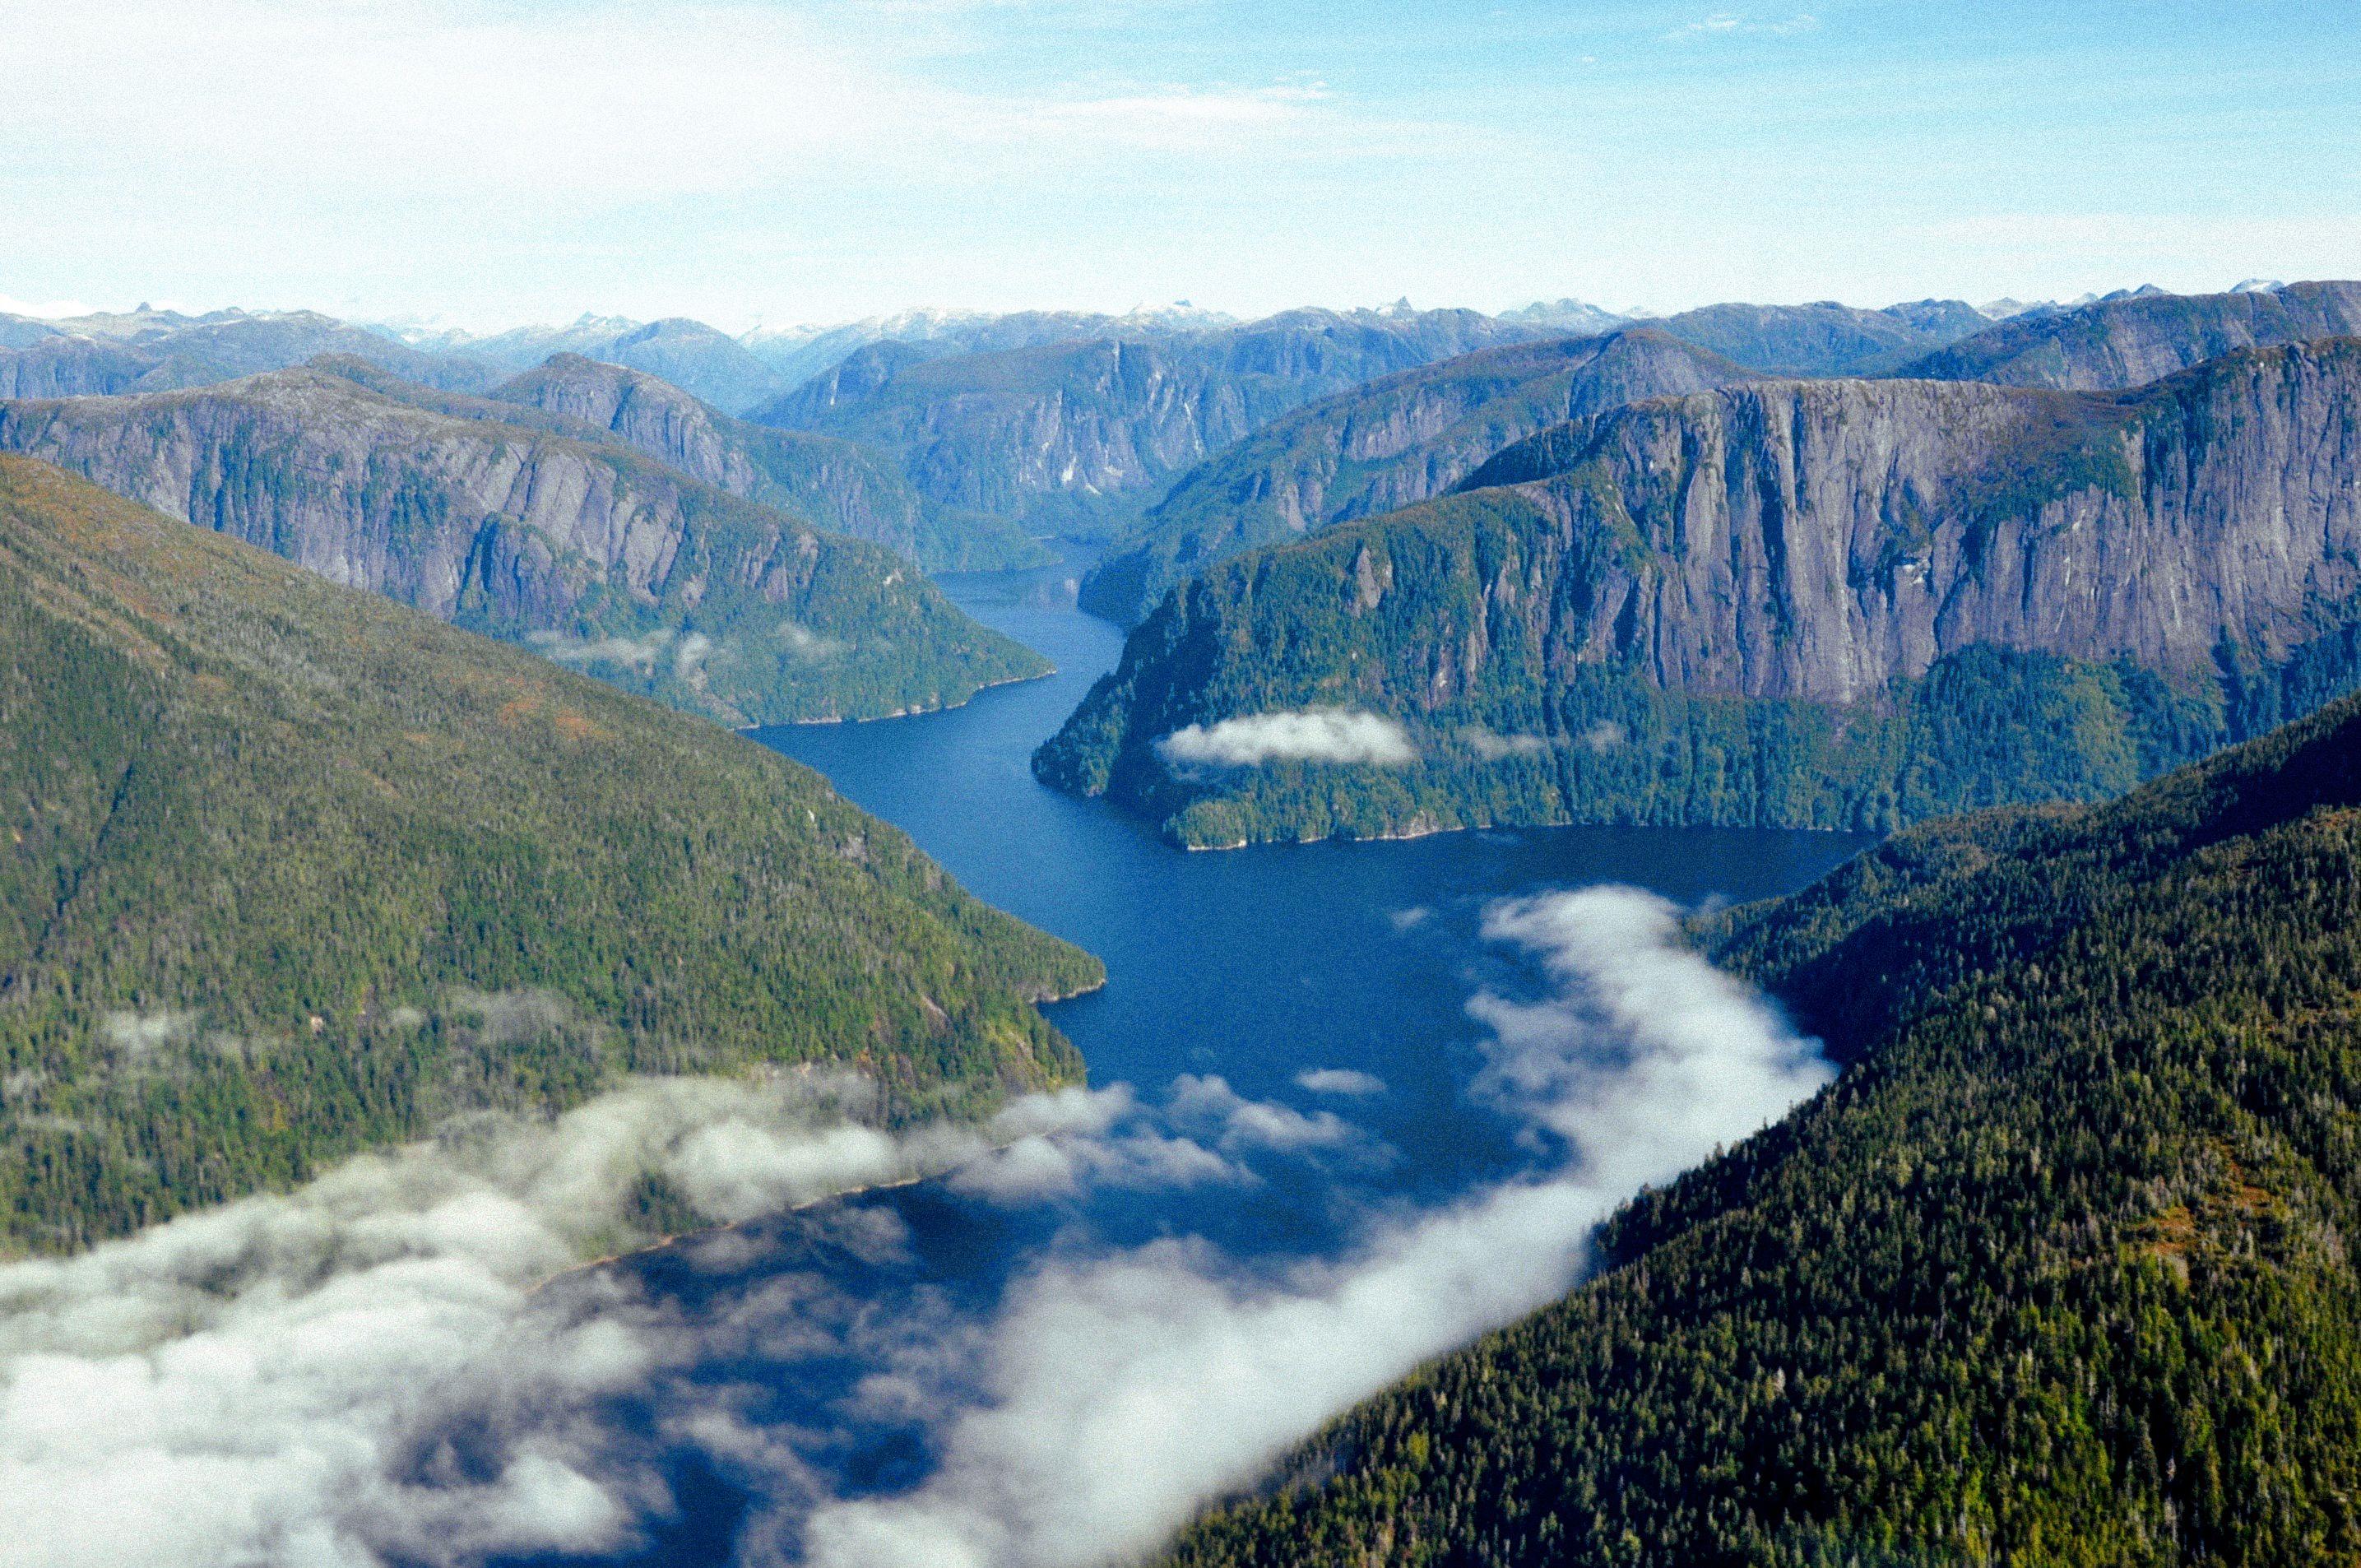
525;555;1871;1566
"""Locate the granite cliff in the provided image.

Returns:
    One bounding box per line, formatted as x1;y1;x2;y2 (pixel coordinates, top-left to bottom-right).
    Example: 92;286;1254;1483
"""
0;369;1046;724
1077;329;1758;624
1039;339;2361;845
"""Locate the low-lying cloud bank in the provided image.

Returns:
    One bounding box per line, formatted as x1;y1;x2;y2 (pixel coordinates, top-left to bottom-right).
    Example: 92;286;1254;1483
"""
1156;708;1417;768
797;886;1831;1567
0;1073;955;1567
0;888;1831;1568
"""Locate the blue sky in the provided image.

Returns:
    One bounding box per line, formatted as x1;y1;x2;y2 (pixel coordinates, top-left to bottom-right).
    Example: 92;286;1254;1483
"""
0;0;2352;330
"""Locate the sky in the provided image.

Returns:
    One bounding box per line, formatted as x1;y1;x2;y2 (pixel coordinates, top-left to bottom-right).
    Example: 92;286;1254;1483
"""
0;0;2353;332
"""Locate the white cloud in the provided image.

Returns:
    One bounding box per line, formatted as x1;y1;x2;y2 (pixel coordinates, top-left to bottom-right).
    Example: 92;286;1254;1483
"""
1167;1074;1375;1157
0;888;1833;1568
1294;1067;1386;1097
98;1009;196;1057
1463;725;1549;760
800;885;1833;1568
1672;11;1821;38
777;622;845;661
526;628;673;673
1156;708;1416;768
0;1;1352;224
1581;718;1628;754
0;1074;900;1568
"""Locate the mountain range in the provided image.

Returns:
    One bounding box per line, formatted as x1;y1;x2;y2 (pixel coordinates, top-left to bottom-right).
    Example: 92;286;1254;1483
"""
1075;329;1760;624
745;307;1556;534
0;306;499;400
1078;282;2361;626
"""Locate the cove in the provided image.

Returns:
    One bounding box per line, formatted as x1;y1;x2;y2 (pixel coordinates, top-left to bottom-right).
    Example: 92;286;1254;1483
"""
514;554;1872;1567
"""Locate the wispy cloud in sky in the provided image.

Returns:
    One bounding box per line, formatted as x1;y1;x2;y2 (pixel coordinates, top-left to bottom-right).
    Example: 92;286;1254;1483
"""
1672;11;1821;39
0;0;2349;327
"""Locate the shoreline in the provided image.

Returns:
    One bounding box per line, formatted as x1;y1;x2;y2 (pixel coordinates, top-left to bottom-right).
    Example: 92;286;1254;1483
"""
527;1104;1062;1297
754;666;1055;731
529;1165;937;1297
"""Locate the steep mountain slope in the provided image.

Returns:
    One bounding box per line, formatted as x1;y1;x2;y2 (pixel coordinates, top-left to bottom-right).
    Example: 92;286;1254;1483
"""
1653;297;1990;375
749;308;1548;533
489;354;1046;571
0;369;1049;725
0;457;1101;1254
1906;278;2361;389
1077;329;1757;624
1162;689;2361;1568
1038;340;2361;847
0;308;495;399
426;313;787;413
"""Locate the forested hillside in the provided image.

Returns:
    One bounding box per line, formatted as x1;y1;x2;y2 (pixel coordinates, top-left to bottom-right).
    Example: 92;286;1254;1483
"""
0;368;1049;724
1162;686;2361;1568
0;457;1101;1254
1041;339;2361;847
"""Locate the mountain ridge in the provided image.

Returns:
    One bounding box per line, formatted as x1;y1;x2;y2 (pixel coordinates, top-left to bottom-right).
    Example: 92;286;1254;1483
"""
1038;337;2361;846
1076;328;1761;624
749;307;1554;534
0;367;1049;725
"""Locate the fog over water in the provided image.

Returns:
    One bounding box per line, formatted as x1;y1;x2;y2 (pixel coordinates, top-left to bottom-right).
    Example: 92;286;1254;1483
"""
0;556;1869;1568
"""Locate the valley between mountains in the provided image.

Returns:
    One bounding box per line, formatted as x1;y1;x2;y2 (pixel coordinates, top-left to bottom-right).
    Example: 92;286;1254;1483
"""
7;276;2361;1568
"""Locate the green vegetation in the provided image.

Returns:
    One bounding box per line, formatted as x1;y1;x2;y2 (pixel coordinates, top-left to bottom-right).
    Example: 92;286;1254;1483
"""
1162;686;2361;1568
1037;478;2336;850
0;457;1101;1254
1083;642;2249;851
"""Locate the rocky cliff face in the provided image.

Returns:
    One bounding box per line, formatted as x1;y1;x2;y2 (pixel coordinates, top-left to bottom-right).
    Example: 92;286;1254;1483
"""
0;369;1046;723
1078;328;1757;624
749;308;1547;531
1459;347;2361;705
1038;339;2361;845
486;354;1038;570
1904;279;2361;389
0;309;495;400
